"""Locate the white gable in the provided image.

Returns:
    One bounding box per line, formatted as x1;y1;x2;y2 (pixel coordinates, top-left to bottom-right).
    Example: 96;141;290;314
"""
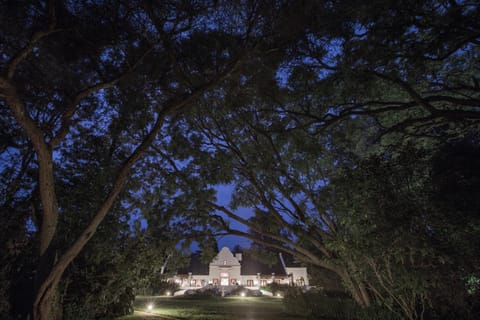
210;247;240;266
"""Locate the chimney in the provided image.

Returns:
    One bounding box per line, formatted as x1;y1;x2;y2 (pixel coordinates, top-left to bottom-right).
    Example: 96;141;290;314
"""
235;253;242;261
278;252;287;271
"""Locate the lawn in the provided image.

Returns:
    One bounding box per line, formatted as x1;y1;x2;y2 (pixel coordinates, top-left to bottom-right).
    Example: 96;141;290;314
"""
118;295;307;320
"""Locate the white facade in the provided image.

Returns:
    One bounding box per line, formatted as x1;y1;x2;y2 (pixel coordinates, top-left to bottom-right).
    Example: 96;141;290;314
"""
285;267;309;286
172;247;309;289
209;247;242;286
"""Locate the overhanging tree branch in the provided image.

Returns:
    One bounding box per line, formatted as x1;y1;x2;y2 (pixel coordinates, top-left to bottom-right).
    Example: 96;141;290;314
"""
6;0;59;79
50;45;156;147
33;52;244;317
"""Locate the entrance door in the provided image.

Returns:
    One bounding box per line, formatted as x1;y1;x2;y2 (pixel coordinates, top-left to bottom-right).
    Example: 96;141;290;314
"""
220;272;229;286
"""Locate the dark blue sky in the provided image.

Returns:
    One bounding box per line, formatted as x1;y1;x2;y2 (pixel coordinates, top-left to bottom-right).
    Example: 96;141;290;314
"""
212;184;252;250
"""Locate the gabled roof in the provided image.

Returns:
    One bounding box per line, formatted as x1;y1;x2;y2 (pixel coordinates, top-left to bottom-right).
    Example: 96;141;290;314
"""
211;247;241;266
175;247;301;276
240;252;287;276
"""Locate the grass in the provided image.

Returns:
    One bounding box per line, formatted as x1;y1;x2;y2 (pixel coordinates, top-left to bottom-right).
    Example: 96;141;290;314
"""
118;295;308;320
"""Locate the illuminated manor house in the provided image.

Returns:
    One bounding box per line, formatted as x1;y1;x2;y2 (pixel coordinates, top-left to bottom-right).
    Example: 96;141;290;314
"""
171;247;309;289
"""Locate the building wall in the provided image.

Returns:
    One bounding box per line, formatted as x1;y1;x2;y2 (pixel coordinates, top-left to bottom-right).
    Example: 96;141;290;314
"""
285;267;309;286
188;275;210;287
209;264;242;286
171;248;309;289
208;247;242;285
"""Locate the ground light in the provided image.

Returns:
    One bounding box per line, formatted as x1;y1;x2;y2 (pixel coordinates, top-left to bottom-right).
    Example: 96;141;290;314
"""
240;292;245;297
277;293;282;297
166;291;171;296
147;303;153;313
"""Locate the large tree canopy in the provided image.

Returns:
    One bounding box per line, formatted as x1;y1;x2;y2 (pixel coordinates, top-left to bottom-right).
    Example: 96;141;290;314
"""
1;1;479;319
151;1;480;318
276;0;480;138
0;1;285;319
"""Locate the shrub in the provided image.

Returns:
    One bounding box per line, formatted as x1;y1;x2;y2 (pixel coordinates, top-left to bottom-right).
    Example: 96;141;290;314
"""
261;282;290;295
105;286;135;318
63;286;136;319
283;288;399;320
149;280;180;296
283;287;309;316
228;285;261;297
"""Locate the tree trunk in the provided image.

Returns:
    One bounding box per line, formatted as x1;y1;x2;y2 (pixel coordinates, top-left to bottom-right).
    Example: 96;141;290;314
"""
2;32;242;319
357;280;372;306
1;77;61;320
338;267;372;307
33;274;61;320
33;246;57;320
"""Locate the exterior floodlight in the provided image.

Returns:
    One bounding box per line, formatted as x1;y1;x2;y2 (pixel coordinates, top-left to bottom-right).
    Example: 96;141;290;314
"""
147;303;153;312
240;292;245;297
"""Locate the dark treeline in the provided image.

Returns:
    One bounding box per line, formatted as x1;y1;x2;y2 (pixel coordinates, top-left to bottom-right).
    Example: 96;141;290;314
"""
1;1;479;319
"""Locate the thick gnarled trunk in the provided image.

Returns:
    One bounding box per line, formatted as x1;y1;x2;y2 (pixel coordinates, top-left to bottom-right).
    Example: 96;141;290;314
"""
1;3;245;318
0;77;60;320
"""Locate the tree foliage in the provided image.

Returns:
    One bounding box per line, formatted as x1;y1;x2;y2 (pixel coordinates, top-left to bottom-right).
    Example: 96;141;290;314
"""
325;142;480;319
1;0;275;319
1;1;479;319
153;1;480;318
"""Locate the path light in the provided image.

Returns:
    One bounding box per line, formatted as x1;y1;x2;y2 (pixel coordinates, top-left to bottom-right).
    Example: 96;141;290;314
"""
277;293;282;298
147;303;153;312
166;291;171;296
240;292;245;297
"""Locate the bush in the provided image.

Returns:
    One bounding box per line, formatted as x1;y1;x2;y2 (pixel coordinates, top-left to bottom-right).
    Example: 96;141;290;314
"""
423;290;480;320
63;286;136;319
184;284;224;297
283;288;309;316
283;287;400;320
183;285;262;298
63;303;97;320
228;285;262;297
149;280;180;296
105;286;135;318
261;282;290;296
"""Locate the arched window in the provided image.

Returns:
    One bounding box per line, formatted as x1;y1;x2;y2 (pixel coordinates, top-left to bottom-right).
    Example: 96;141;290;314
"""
296;277;305;286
